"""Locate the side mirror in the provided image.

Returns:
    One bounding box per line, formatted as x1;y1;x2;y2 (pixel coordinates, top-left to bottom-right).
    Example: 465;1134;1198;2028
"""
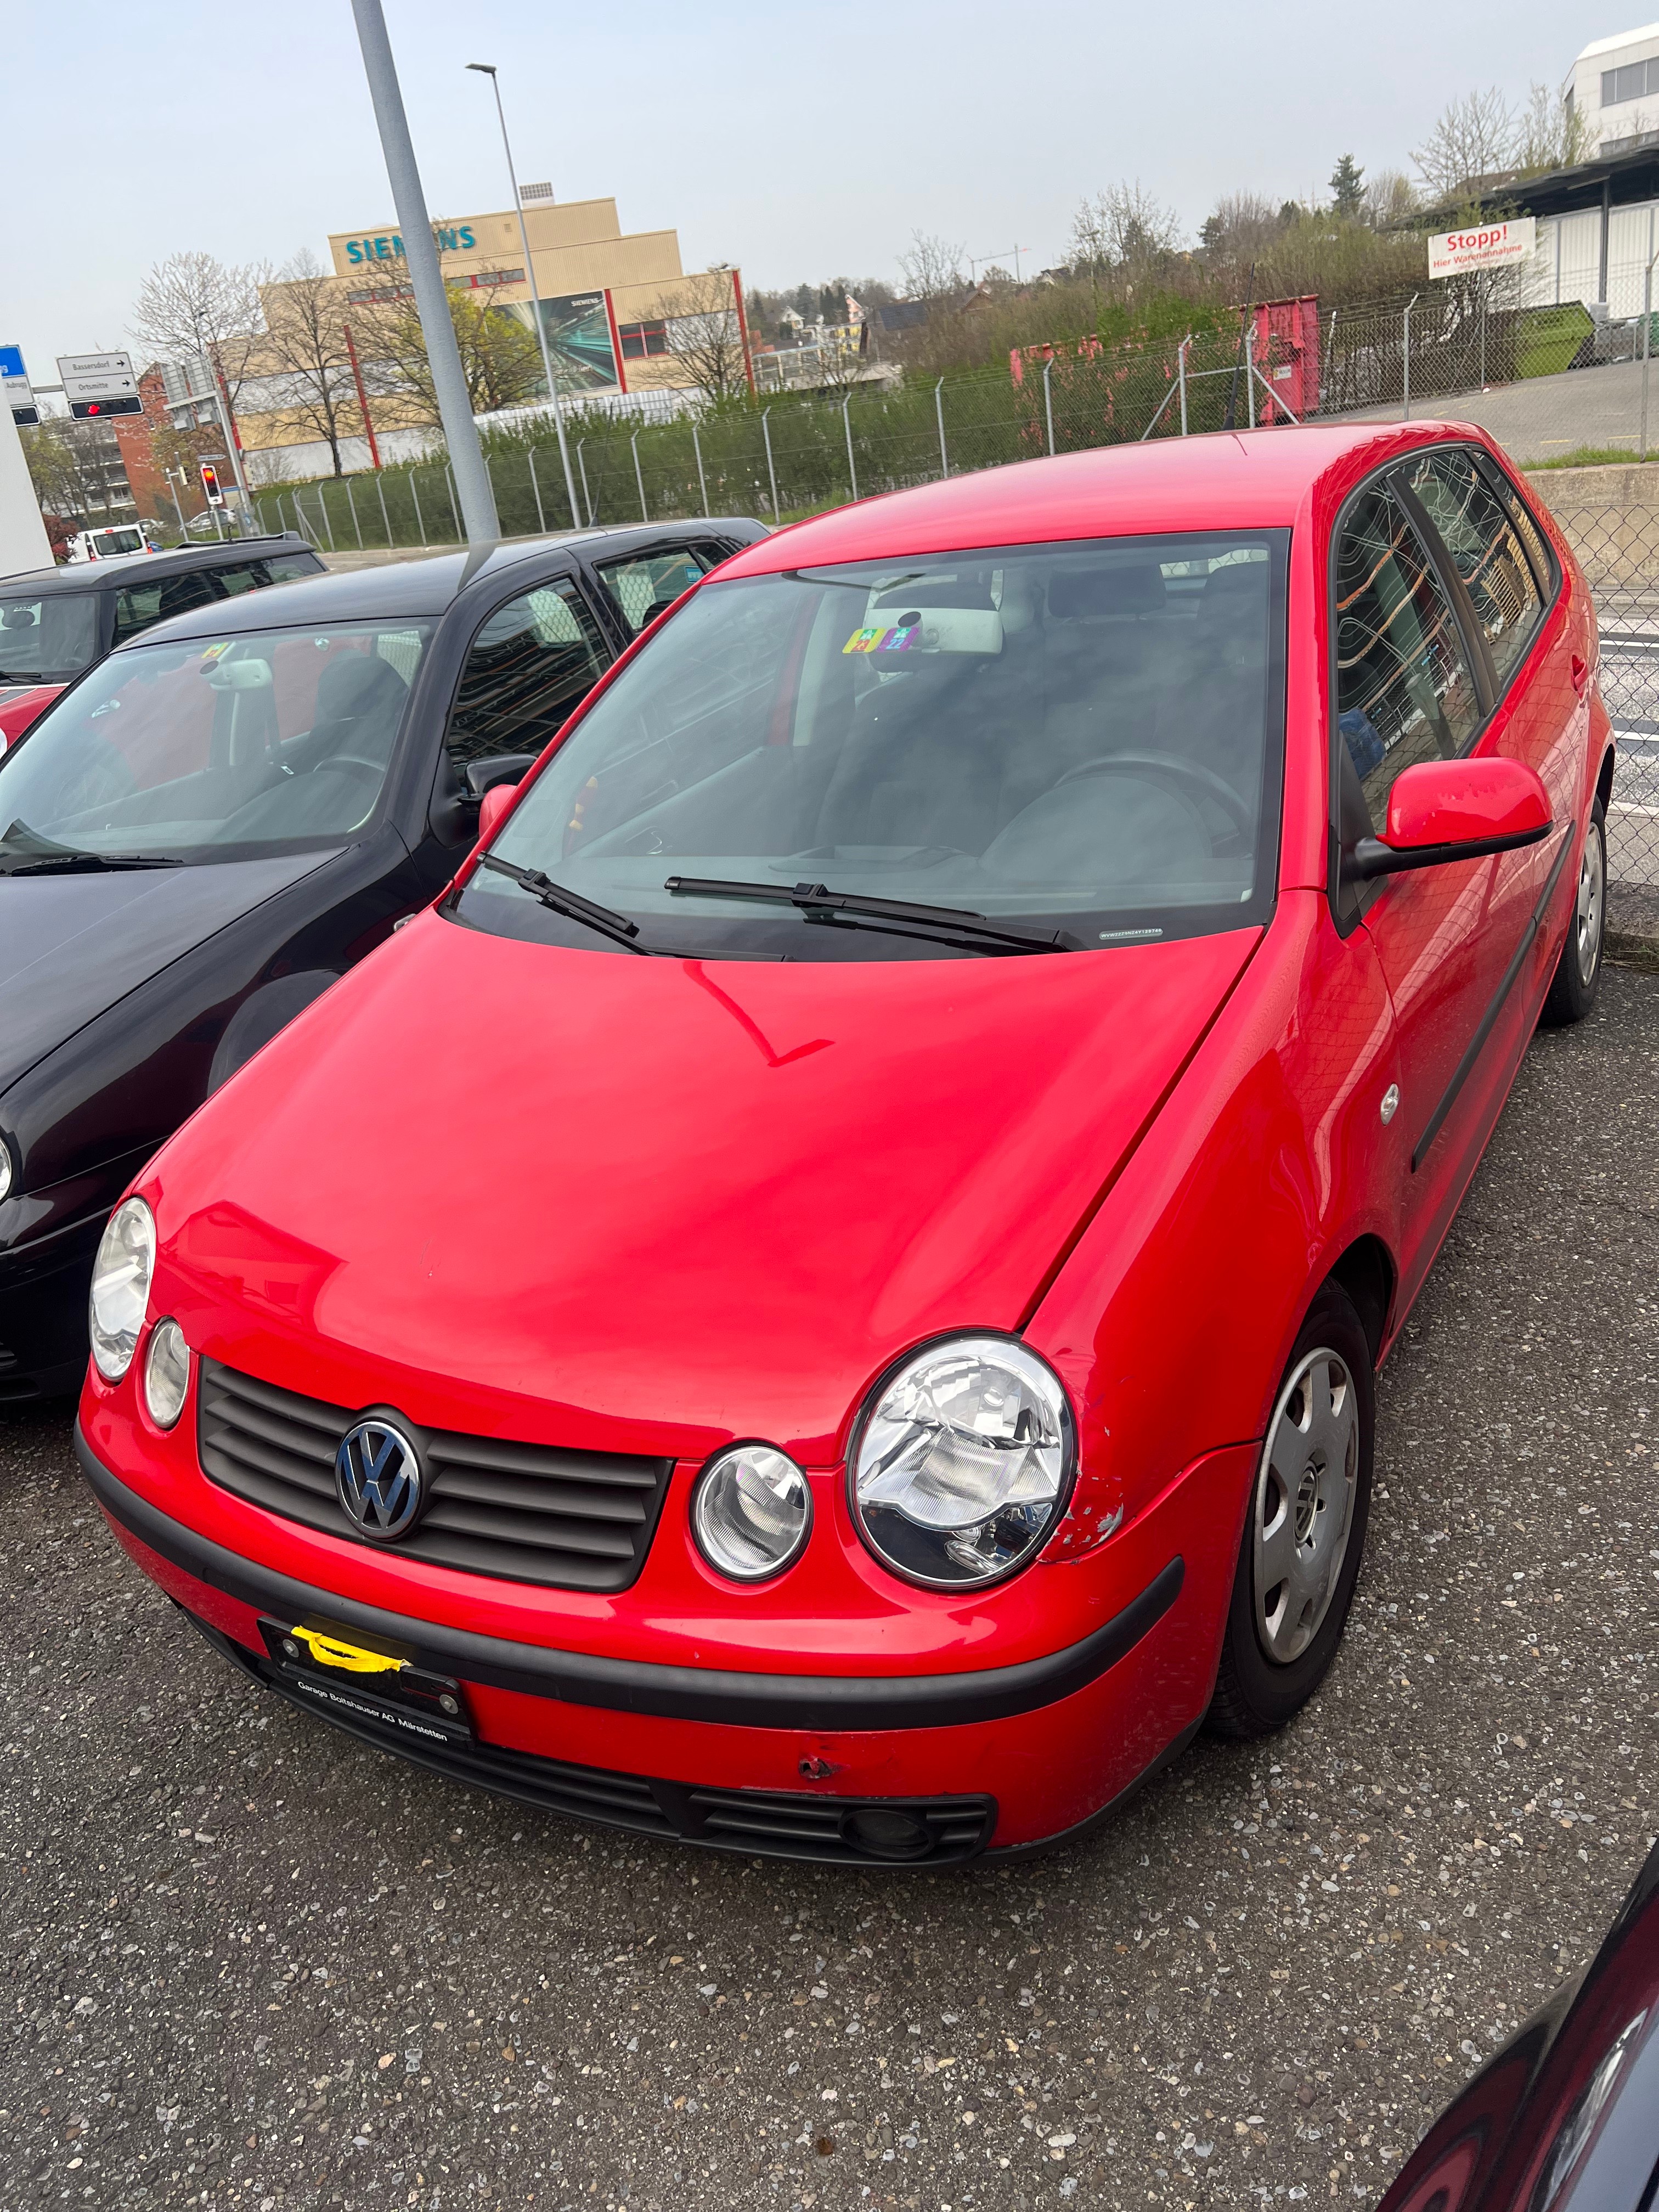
477;781;519;841
1345;758;1552;883
463;752;538;800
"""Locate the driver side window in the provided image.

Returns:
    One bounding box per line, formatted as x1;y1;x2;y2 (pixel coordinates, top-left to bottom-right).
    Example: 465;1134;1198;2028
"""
447;577;610;769
1333;483;1481;832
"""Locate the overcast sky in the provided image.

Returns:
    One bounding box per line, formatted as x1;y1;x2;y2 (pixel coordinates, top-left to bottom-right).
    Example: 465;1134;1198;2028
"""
5;0;1599;387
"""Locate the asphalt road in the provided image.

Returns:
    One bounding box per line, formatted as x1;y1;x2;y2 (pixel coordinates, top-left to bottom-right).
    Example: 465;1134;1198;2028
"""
2;968;1657;2212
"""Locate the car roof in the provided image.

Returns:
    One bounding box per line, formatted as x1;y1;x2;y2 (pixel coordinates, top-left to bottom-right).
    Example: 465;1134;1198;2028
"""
720;421;1488;575
117;517;766;645
0;535;315;596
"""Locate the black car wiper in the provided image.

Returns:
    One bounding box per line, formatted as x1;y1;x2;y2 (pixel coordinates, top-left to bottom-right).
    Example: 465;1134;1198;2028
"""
481;853;652;955
663;876;1079;955
0;848;184;876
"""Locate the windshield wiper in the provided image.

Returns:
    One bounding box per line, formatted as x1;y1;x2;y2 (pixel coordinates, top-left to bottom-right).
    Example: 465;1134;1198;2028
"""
481;853;653;955
663;876;1079;955
0;848;184;876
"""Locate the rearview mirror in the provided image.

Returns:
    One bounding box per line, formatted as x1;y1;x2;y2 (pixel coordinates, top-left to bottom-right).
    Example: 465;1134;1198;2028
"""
477;782;519;840
1344;758;1551;883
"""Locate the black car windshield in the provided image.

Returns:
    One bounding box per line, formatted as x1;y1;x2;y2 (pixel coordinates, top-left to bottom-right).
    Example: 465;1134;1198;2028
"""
0;619;431;861
457;532;1286;961
0;591;101;685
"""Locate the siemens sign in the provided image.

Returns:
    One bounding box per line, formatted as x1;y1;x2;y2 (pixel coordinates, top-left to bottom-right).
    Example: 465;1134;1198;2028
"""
345;224;477;264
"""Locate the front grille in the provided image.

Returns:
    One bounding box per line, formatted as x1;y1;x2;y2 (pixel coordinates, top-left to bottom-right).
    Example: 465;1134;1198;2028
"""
193;1612;996;1866
197;1359;672;1593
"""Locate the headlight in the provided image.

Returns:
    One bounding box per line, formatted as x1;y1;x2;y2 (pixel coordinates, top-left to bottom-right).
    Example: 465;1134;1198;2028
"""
0;1139;12;1204
850;1336;1076;1588
88;1197;156;1382
143;1318;190;1428
693;1444;812;1580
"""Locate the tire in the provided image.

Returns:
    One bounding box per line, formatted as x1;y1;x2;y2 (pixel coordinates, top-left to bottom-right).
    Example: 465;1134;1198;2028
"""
1207;1285;1375;1739
1540;798;1607;1029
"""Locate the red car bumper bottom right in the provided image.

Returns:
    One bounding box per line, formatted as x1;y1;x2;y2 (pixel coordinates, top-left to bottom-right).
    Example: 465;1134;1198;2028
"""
78;1420;1241;1859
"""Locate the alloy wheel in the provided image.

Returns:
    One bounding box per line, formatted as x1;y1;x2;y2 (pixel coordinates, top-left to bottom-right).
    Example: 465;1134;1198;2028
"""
1252;1347;1359;1665
1575;822;1605;989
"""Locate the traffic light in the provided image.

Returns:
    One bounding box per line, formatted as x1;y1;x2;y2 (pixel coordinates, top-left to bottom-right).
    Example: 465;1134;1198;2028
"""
70;395;143;420
200;462;225;507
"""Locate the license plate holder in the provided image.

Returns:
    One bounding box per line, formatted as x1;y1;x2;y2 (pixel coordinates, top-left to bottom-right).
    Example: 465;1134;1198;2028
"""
258;1617;475;1750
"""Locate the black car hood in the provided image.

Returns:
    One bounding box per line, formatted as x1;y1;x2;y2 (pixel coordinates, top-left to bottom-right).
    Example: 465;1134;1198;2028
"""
0;852;336;1096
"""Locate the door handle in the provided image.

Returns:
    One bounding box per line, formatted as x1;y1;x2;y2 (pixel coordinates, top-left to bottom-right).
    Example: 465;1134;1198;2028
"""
1571;653;1590;694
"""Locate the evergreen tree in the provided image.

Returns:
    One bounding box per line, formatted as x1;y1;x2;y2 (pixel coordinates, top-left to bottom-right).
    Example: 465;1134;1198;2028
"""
1329;153;1365;217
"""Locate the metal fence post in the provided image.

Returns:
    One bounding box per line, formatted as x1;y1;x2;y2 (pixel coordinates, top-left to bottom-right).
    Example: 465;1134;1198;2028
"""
1643;254;1656;461
1178;337;1190;436
345;478;363;549
631;431;648;521
843;396;859;501
410;473;427;546
1244;325;1257;430
1043;357;1056;456
692;422;710;516
578;439;594;524
761;408;780;518
527;446;546;533
935;378;949;478
376;472;392;548
316;486;337;552
447;467;462;541
1402;294;1418;422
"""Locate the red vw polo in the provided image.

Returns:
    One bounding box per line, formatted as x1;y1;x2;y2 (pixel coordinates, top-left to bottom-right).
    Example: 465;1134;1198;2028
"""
75;424;1613;1864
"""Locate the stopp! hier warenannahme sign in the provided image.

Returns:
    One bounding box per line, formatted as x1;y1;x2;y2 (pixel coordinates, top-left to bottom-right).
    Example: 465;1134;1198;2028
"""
1429;218;1537;279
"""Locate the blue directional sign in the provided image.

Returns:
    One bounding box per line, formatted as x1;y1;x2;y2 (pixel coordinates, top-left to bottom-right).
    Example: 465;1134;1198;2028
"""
0;346;26;381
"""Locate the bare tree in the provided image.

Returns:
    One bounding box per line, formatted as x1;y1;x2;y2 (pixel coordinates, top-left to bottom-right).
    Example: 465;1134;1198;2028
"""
1199;191;1286;266
20;417;124;523
1412;88;1516;201
662;268;751;400
258;252;356;476
1513;81;1594;175
1360;168;1421;230
897;231;966;302
130;251;267;419
1071;183;1183;276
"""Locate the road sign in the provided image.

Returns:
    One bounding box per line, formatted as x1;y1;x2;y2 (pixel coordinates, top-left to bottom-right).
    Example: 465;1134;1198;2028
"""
1429;218;1537;280
57;351;143;419
0;345;26;381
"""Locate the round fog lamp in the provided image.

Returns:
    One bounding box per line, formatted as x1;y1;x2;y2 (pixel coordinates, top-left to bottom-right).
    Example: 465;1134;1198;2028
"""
693;1444;812;1581
88;1197;157;1383
143;1318;190;1429
842;1805;933;1861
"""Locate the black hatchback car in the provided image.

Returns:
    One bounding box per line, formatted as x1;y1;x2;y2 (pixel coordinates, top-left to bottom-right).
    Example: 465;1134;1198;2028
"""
0;534;325;746
0;517;765;1399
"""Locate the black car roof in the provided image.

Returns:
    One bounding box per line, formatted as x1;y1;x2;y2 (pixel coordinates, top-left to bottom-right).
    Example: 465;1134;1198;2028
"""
120;519;767;646
0;535;316;598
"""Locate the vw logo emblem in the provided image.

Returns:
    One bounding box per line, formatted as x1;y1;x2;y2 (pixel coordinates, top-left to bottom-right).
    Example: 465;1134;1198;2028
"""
335;1419;422;1541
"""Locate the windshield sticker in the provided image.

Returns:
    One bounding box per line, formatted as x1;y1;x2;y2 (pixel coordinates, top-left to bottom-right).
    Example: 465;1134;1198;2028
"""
843;623;919;656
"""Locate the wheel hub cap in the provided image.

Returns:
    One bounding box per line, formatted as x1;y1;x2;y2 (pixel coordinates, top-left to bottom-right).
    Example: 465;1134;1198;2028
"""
1576;828;1605;988
1252;1348;1359;1665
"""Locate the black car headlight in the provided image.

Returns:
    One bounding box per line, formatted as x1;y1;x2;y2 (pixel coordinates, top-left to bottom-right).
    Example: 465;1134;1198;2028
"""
849;1335;1076;1589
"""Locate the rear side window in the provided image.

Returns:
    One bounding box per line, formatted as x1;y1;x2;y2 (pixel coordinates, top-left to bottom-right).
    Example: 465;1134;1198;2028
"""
262;553;325;583
595;546;719;637
0;591;101;682
1398;449;1544;691
114;567;225;644
446;578;610;767
1334;483;1483;829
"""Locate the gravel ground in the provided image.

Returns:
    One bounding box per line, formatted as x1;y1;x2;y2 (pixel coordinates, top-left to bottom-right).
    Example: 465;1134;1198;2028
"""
2;967;1656;2212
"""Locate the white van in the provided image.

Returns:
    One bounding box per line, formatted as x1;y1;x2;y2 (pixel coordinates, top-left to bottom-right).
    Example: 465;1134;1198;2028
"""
65;524;155;564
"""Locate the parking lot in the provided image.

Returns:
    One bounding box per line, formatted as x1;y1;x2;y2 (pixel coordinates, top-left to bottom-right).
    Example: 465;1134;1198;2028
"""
0;965;1654;2212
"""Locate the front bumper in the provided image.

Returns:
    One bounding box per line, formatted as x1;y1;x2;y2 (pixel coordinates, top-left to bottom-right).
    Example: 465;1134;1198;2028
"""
78;1420;1231;1859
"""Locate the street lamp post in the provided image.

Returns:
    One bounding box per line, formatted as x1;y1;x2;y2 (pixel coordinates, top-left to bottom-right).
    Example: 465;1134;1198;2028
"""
351;0;498;543
467;62;582;530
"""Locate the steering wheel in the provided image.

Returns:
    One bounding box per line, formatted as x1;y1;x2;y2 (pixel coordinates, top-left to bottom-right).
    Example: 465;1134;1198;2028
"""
1054;751;1254;850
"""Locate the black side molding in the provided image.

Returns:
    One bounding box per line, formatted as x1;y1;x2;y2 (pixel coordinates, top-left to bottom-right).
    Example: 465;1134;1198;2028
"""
76;1423;1184;1733
1412;823;1576;1174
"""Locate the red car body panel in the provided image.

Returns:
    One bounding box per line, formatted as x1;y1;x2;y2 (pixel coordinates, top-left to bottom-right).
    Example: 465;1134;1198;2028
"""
76;421;1616;1857
0;681;64;747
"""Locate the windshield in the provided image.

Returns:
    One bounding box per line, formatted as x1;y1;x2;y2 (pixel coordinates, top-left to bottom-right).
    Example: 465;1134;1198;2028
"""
0;619;431;861
93;528;147;557
456;531;1286;960
0;592;101;685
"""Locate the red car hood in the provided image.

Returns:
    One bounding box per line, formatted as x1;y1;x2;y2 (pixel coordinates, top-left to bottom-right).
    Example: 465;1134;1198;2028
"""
153;912;1261;1462
0;682;64;746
